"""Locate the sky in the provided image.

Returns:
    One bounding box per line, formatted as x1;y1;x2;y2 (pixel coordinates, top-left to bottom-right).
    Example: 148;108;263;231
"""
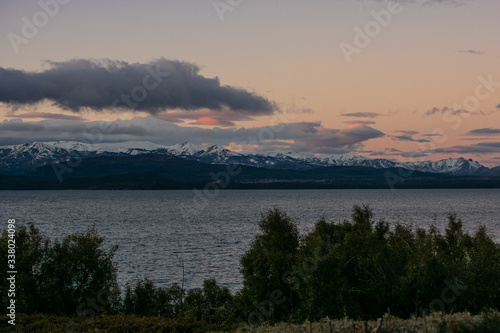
0;0;500;166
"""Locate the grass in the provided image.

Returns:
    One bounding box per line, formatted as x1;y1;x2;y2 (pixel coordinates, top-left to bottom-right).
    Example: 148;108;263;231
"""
236;311;500;333
1;310;499;333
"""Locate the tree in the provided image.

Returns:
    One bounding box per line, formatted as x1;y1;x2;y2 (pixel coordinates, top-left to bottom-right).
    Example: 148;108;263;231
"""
123;277;178;317
296;205;392;320
0;224;119;315
185;279;235;324
0;224;48;313
239;208;299;323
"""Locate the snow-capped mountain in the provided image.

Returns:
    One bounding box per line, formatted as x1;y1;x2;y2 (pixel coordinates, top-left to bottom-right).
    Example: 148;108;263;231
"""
0;140;491;176
399;158;483;175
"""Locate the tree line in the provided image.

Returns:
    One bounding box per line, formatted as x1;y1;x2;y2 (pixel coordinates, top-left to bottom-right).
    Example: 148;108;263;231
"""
1;205;499;327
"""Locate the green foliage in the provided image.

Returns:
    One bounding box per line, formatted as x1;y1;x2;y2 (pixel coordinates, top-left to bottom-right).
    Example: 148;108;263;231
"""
185;279;236;324
123;277;179;317
239;205;500;324
124;277;236;326
2;206;499;329
3;310;499;333
0;224;48;314
239;207;300;323
0;313;237;333
295;205;393;320
0;224;119;315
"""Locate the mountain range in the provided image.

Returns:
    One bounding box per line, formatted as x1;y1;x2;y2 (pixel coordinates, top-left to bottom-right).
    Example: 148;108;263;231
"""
0;141;499;189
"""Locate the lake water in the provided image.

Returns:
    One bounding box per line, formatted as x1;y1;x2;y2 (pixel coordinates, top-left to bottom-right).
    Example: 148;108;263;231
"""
1;189;499;292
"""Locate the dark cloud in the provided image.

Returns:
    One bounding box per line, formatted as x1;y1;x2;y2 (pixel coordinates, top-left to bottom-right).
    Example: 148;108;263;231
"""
390;134;431;143
0;119;45;132
0;58;275;115
400;151;428;158
424;106;485;117
395;130;419;136
290;124;384;154
285;121;322;133
0;118;384;154
5;112;87;122
341;112;384;118
429;142;500;154
477;142;500;148
468;128;500;135
458;50;485;55
369;151;386;156
369;148;401;157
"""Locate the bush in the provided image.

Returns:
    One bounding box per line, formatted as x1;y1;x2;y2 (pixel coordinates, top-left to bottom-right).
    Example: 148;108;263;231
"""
123;277;236;326
185;279;236;324
239;208;300;323
123;277;182;317
239;205;500;323
0;224;119;316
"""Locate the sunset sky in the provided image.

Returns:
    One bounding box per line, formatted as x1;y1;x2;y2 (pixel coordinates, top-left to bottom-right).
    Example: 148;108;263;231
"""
1;0;499;166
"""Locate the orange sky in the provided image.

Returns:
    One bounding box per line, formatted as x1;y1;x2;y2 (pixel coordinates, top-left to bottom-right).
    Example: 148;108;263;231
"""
1;0;499;165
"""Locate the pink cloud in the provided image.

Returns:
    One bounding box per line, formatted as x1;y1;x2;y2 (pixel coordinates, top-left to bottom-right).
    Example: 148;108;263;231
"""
5;112;87;122
154;109;253;127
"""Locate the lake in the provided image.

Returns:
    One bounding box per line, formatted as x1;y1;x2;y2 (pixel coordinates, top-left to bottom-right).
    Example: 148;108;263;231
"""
1;189;499;292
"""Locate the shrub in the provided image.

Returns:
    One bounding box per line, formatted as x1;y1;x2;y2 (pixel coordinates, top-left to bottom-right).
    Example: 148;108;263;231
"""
239;205;500;323
0;224;119;315
239;208;300;323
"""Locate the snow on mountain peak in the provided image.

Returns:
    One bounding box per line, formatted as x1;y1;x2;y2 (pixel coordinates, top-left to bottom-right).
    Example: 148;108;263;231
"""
167;142;206;156
0;140;489;176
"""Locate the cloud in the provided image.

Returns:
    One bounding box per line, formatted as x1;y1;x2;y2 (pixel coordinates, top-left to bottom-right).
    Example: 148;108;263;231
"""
192;118;232;127
0;117;384;154
424;106;485;117
5;112;87;122
341;112;384;118
391;135;431;143
368;148;401;157
355;0;472;6
400;151;428;158
458;50;485;55
154;109;253;127
0;58;275;115
428;142;500;154
395;130;419;136
0;119;46;132
468;128;500;135
343;120;376;125
290;123;384;154
390;131;431;143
